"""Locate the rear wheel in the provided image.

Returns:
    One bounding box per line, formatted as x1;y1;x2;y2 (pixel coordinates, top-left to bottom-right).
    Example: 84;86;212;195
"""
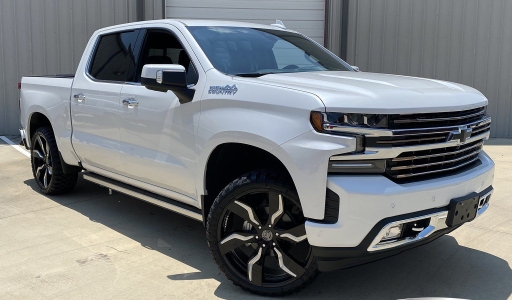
206;170;319;296
31;127;78;195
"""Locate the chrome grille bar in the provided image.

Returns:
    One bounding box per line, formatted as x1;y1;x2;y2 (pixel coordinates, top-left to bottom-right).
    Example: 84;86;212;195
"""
385;138;484;179
393;110;486;124
389;106;486;129
390;149;481;171
392;141;483;162
392;156;480;178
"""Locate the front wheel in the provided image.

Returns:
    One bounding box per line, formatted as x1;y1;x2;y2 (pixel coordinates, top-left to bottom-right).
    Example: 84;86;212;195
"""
206;170;319;296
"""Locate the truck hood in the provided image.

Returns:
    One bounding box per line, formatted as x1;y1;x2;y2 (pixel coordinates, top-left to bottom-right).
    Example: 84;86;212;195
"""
253;71;487;114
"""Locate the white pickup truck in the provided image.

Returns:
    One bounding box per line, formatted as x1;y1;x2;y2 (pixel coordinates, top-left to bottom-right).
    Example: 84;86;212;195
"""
19;19;494;295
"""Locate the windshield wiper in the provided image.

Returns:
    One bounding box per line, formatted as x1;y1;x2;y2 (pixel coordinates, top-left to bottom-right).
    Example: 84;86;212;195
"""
233;72;275;77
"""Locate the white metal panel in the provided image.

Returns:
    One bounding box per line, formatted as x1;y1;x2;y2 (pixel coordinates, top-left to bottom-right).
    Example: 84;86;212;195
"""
166;0;325;44
347;0;512;137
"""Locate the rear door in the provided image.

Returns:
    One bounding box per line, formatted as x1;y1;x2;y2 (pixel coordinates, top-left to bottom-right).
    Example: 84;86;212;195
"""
71;29;142;173
118;27;201;199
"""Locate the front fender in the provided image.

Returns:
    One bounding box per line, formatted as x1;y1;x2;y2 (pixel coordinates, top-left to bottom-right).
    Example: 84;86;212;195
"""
272;130;357;219
196;131;288;201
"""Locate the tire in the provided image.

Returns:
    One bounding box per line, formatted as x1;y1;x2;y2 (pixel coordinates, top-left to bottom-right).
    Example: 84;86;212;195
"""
31;126;78;195
206;170;320;296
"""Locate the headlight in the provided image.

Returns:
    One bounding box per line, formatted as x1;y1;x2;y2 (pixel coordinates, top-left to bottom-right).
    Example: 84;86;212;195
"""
311;111;388;132
311;111;388;173
311;111;380;152
324;112;388;128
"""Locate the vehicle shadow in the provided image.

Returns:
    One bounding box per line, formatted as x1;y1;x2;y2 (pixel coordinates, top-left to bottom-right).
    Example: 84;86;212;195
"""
24;176;512;300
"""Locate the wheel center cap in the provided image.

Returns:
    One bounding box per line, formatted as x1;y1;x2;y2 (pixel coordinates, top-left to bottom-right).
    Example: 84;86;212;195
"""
261;230;273;241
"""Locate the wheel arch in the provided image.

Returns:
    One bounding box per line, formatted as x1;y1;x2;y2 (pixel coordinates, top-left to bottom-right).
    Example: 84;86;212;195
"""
28;111;53;146
200;139;297;226
27;110;81;174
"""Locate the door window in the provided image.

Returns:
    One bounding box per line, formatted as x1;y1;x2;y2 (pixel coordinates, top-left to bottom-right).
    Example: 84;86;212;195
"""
89;30;141;82
136;30;199;85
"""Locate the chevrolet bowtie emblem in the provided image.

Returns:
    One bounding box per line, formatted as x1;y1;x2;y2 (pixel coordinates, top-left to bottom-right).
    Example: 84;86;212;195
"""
447;125;473;143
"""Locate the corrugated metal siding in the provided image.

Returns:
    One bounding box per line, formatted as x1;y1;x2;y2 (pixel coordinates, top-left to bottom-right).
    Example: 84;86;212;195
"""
144;0;165;20
165;0;326;44
0;0;164;135
325;0;343;56
346;0;512;138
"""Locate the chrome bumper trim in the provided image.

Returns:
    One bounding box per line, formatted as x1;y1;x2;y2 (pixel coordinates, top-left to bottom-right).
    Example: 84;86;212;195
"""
368;191;492;252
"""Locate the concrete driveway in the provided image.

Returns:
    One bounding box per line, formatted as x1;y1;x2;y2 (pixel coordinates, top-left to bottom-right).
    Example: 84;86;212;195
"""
0;137;511;300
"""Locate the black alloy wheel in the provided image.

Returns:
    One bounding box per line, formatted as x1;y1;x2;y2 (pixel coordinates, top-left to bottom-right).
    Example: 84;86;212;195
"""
32;132;53;189
31;127;78;195
207;170;319;296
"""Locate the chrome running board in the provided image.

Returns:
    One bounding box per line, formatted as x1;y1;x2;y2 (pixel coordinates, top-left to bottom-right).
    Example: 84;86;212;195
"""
83;172;202;222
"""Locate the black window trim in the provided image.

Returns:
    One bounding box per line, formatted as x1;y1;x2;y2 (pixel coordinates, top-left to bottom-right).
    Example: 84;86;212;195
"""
85;29;144;85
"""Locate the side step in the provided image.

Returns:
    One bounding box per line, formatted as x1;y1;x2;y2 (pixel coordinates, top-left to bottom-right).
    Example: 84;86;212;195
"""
83;172;203;222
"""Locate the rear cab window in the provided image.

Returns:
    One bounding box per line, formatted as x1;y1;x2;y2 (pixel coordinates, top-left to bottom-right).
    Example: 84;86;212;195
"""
88;30;141;82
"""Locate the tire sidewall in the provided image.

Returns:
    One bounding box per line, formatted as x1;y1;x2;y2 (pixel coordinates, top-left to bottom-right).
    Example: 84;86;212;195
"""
206;172;319;295
31;128;54;193
30;126;78;195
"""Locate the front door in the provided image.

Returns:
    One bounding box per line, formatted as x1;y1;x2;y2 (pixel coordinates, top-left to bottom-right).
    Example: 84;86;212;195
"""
119;28;201;199
71;29;141;173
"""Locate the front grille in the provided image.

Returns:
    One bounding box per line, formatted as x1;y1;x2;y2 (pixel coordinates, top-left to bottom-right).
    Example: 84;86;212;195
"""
366;117;491;148
386;139;484;179
389;106;486;129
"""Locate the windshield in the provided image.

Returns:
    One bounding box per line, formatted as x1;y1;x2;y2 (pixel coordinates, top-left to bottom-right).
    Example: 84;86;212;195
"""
187;26;352;76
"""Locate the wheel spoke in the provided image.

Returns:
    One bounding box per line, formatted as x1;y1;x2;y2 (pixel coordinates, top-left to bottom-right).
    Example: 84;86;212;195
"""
273;247;306;278
247;246;269;285
45;140;50;158
37;136;46;156
227;200;262;227
268;192;284;226
35;165;46;181
32;150;44;160
278;224;307;243
219;232;256;255
43;168;49;187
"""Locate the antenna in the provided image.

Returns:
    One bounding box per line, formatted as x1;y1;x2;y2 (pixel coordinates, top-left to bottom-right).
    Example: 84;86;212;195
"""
271;19;286;29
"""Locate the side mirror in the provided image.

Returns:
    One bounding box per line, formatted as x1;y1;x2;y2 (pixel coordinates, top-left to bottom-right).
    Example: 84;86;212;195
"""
141;64;194;104
352;66;360;72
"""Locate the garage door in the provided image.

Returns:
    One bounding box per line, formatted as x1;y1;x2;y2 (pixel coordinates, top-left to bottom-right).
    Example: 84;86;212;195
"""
165;0;325;44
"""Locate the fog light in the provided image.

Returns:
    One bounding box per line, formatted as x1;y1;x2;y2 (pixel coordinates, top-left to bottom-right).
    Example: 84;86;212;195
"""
381;224;403;241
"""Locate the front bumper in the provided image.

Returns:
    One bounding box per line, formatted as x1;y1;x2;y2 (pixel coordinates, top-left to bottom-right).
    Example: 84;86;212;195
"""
305;151;494;271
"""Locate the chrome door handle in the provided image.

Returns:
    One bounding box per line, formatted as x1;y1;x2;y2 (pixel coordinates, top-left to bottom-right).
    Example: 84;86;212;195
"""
122;98;139;108
73;93;85;102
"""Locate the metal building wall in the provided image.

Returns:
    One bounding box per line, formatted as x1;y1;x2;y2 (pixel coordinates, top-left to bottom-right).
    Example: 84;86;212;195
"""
143;0;165;20
165;0;326;44
346;0;512;138
0;0;164;135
